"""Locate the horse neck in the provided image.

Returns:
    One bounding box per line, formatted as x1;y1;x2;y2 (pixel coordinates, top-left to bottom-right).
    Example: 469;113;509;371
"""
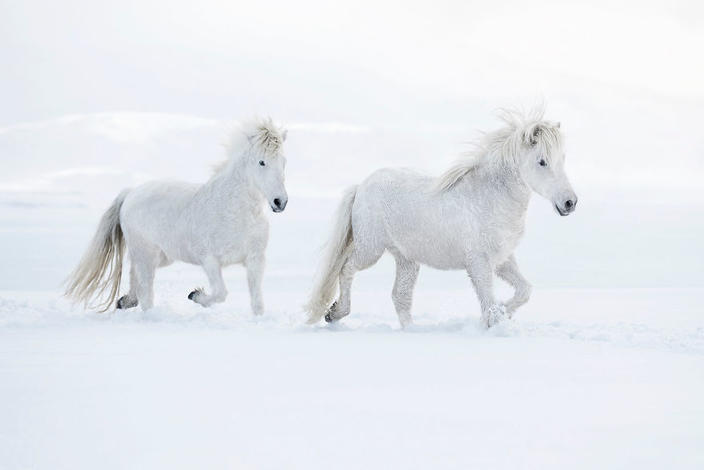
458;160;531;211
202;156;262;210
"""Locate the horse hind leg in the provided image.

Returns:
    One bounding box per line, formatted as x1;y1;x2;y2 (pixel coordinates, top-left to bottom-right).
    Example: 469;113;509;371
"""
116;264;139;309
390;251;420;328
129;248;159;311
118;251;171;309
325;243;384;323
325;260;355;322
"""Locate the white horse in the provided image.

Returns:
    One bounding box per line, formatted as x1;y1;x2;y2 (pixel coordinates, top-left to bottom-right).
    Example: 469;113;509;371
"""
306;108;577;328
65;117;288;314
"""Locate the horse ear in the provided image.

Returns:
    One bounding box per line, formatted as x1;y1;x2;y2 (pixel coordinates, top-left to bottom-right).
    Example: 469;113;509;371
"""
282;129;288;142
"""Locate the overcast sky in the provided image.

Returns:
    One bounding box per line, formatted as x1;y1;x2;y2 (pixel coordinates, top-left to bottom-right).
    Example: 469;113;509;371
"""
2;0;703;119
2;0;704;194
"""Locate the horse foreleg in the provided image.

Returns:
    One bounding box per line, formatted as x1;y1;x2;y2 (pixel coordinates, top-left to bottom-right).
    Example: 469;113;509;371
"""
496;254;532;317
189;257;227;307
466;252;505;328
245;253;265;316
391;253;419;328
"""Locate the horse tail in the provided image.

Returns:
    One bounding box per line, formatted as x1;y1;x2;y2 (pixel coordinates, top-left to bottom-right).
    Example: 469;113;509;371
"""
305;185;357;323
64;189;130;312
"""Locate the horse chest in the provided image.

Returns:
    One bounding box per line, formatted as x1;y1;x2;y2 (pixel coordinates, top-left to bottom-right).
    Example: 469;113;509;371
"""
484;215;526;263
212;212;268;264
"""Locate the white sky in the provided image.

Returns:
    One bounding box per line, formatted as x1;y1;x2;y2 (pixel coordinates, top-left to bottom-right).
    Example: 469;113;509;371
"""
2;0;703;119
2;0;704;193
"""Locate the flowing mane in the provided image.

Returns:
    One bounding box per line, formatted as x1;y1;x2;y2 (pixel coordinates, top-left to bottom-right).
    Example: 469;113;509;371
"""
435;107;563;192
214;117;287;174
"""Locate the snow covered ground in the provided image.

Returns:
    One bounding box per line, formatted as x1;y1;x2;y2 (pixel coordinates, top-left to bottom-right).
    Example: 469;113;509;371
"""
1;281;703;469
3;1;704;467
1;111;703;469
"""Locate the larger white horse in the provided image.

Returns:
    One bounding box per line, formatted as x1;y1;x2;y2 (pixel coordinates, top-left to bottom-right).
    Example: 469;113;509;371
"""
306;108;577;328
65;117;288;314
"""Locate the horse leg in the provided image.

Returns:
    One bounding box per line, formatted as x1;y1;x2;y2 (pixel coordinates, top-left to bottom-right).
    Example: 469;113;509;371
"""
466;251;504;328
326;244;384;323
245;252;265;316
390;251;420;328
132;249;159;311
116;264;139;309
325;260;355;322
189;256;227;307
495;254;532;318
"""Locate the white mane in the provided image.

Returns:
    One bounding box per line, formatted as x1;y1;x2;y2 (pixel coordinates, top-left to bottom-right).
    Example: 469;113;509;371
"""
215;117;287;174
435;107;563;192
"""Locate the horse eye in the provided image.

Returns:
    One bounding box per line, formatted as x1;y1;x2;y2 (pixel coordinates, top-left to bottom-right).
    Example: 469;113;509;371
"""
259;160;265;166
539;159;547;167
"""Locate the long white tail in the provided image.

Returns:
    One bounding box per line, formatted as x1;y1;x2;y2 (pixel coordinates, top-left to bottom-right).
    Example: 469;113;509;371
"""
305;186;357;323
64;189;129;311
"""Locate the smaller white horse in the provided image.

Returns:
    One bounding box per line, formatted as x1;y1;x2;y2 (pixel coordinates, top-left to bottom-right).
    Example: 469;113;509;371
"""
65;117;288;314
306;108;577;328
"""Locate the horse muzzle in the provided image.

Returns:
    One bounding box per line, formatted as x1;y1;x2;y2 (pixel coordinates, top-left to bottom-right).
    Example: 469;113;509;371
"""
555;197;577;216
271;197;288;213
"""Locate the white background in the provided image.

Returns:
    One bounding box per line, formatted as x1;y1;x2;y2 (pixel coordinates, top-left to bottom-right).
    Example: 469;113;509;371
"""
1;1;703;469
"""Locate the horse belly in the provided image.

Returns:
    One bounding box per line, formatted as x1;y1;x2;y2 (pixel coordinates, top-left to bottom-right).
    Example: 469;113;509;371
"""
384;213;469;270
393;234;468;270
120;183;195;260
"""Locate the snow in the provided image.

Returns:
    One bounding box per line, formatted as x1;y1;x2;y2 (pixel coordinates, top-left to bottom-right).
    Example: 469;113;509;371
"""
1;113;703;469
4;2;704;466
1;282;703;469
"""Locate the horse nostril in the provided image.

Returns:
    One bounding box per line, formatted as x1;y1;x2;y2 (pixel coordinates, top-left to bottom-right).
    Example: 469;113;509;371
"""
274;198;281;208
565;199;574;209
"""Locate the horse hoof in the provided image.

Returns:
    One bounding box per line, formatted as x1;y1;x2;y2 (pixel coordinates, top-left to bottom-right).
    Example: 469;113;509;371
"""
116;295;137;309
324;301;338;322
188;288;204;301
484;304;508;328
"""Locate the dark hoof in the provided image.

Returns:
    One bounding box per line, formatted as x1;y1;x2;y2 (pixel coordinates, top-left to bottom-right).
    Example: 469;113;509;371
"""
324;301;338;323
116;295;137;309
188;288;204;302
